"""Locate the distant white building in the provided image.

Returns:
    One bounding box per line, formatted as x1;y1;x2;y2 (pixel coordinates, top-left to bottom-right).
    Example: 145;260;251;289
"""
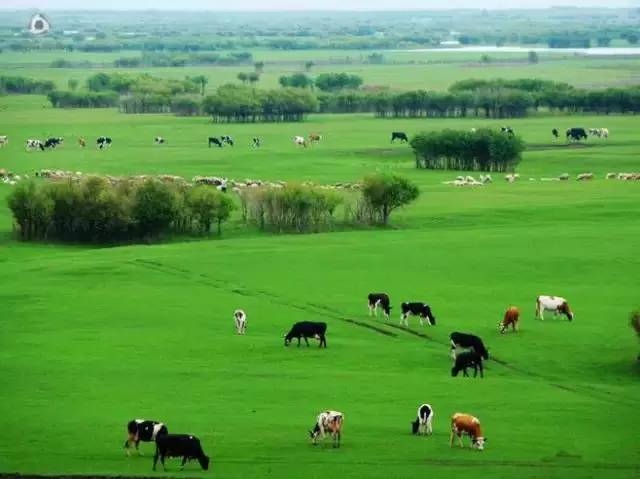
440;40;461;46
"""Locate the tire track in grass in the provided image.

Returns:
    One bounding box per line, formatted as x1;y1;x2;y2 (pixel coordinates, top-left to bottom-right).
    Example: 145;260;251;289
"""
131;259;636;408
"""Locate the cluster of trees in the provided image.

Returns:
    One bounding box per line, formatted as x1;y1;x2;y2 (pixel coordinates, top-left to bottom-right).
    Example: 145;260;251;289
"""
86;72;200;96
0;75;55;95
410;129;524;172
278;73;364;92
202;84;317;122
113;52;253;68
47;91;119;108
7;178;235;243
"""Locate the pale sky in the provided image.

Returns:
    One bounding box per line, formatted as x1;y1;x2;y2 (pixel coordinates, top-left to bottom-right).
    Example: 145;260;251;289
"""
0;0;635;10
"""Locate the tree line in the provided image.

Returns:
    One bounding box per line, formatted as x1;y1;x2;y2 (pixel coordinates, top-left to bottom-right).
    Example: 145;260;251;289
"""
7;174;420;243
0;75;55;95
410;129;524;172
113;52;253;68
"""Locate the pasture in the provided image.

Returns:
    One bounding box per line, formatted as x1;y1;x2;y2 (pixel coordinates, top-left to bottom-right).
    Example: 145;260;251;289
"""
0;93;639;479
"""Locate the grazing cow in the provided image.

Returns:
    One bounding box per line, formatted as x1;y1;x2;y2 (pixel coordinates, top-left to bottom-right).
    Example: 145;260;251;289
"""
577;172;594;181
400;302;436;326
78;137;86;148
600;128;609;138
294;136;307;148
391;132;409;143
153;434;210;471
310;410;344;448
450;413;486;450
26;139;45;151
535;295;574;321
368;293;391;319
552;128;559;139
450;332;489;360
411;404;434;436
0;135;7;147
44;137;63;149
252;137;261;148
221;135;234;146
501;126;514;136
284;321;327;348
451;351;484;378
154;137;166;144
505;173;520;183
566;128;587;142
309;133;322;144
234;309;247;335
124;419;168;456
208;137;223;148
499;306;519;334
97;136;112;149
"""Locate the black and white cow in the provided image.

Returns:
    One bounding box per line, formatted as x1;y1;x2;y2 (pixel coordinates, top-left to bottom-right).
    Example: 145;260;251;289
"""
221;135;234;146
391;132;409;143
368;293;391;319
153;434;210;471
411;403;434;435
124;419;168;456
566;128;587;142
450;332;489;360
97;136;112;149
44;137;63;149
284;321;327;348
501;126;514;136
552;128;559;139
252;137;261;148
451;351;484;378
400;302;436;326
155;137;166;144
26;139;45;151
208;137;223;148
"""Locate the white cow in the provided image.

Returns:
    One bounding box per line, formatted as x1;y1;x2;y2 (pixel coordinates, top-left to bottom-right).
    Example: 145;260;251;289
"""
310;410;344;447
0;135;7;147
294;136;307;148
234;309;247;335
535;295;574;321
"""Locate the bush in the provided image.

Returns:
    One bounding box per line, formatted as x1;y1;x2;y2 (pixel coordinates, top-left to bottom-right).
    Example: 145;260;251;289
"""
361;174;419;225
132;180;179;238
315;73;363;92
0;75;55;94
187;187;235;234
47;90;119;108
7;181;53;240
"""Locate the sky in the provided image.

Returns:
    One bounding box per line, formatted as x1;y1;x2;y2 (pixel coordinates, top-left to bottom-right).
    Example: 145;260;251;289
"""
1;0;636;10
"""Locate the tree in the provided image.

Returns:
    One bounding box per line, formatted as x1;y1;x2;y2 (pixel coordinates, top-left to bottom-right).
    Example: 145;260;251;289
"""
361;174;420;225
254;61;264;74
248;72;260;86
279;73;313;89
187;187;235;234
314;73;363;92
480;54;491;64
67;78;79;91
527;51;539;64
597;36;612;47
627;33;639;45
304;61;314;72
237;72;248;85
190;75;208;96
132;180;178;238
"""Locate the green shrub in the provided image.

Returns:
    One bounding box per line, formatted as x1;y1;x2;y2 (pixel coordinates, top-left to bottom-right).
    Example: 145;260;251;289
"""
361;174;419;225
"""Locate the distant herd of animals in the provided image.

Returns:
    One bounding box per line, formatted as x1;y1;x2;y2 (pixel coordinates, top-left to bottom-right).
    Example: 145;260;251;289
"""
121;293;573;471
0;125;611;153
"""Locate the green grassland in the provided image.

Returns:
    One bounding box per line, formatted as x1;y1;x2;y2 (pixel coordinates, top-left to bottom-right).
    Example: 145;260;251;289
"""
3;49;640;92
0;88;639;479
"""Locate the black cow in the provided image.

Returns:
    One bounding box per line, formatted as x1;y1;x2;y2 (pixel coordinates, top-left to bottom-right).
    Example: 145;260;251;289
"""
208;137;223;148
566;128;587;142
451;351;484;378
252;137;261;148
552;128;559;139
368;293;391;318
44;137;63;149
221;135;234;146
450;332;489;360
391;132;409;143
97;136;112;149
501;126;514;136
124;419;168;456
400;302;436;326
284;321;327;348
153;434;210;471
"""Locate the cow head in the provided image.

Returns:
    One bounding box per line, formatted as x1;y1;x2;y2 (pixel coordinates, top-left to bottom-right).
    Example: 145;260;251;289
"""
309;424;321;443
472;437;486;451
426;311;436;326
451;366;460;377
560;302;574;321
411;420;420;434
383;305;392;316
198;455;210;470
284;334;292;346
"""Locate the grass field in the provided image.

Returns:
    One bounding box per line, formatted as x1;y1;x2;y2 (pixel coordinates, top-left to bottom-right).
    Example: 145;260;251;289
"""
0;90;639;479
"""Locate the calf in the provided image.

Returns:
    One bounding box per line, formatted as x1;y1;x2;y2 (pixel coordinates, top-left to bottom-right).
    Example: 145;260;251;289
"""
44;137;63;149
252;137;261;148
411;404;434;436
155;137;166;144
208;137;223;148
221;135;234;146
368;293;391;319
0;135;7;147
391;131;408;143
284;321;327;348
26;139;45;151
124;419;167;456
451;351;484;378
153;434;210;471
552;128;559;139
310;410;344;448
450;332;489;360
450;413;486;450
400;302;436;327
536;295;574;321
309;133;322;144
78;137;86;148
234;309;247;335
499;306;519;334
501;126;514;136
97;136;112;149
294;136;307;147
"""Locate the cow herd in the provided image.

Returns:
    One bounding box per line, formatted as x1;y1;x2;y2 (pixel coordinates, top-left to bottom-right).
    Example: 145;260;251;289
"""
556;127;609;142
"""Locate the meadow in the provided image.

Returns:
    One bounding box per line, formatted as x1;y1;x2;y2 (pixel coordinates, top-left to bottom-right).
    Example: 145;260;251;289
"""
1;69;640;478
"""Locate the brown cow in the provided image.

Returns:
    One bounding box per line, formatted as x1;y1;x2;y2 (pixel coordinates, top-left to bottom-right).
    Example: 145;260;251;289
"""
309;133;322;144
450;413;486;450
78;137;86;148
499;306;520;334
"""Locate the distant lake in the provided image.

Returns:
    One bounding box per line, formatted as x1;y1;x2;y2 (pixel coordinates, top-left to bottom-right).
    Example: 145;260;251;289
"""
396;46;640;56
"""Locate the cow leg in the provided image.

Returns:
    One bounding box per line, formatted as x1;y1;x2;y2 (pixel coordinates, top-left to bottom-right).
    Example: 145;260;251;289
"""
368;303;373;317
297;337;301;347
449;430;455;447
478;360;484;378
462;367;468;377
152;448;159;471
304;336;310;347
473;364;478;378
458;434;464;448
418;316;424;327
181;456;187;470
426;416;433;435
